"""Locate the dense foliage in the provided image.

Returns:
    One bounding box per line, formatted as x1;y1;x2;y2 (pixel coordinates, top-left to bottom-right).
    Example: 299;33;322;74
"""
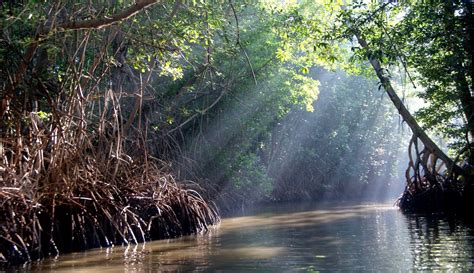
339;1;473;154
334;0;473;212
1;0;471;265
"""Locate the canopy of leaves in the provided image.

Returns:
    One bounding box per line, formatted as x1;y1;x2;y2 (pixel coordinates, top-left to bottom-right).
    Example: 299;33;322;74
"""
2;0;460;207
336;1;473;153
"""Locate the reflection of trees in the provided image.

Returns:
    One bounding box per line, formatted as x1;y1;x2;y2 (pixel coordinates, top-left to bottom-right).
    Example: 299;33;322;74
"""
32;230;220;272
32;207;474;271
406;215;474;271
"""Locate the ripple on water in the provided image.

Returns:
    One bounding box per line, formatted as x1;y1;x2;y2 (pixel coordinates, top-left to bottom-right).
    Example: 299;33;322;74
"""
25;203;474;272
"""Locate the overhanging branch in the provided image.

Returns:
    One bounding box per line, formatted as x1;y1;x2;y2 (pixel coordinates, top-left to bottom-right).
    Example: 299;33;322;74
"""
57;0;161;31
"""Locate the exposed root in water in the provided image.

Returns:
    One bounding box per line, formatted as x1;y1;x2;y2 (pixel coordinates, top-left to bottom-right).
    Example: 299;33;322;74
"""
396;135;473;213
0;4;223;266
0;129;219;267
0;157;219;266
0;57;220;266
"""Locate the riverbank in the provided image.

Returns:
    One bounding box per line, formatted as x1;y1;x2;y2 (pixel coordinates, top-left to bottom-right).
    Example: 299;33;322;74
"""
0;158;219;268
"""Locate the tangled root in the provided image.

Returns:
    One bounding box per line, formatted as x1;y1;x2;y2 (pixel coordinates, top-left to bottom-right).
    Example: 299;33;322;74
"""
0;154;219;267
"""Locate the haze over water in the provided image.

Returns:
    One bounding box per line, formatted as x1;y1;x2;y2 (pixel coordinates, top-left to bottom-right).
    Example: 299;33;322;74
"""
27;202;474;272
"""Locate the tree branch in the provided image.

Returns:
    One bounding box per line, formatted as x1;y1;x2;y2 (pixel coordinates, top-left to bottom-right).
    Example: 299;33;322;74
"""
57;0;161;31
0;0;163;119
229;0;257;85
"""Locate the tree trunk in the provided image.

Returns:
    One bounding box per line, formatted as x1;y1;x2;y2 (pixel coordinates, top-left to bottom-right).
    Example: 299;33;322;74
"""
355;34;463;175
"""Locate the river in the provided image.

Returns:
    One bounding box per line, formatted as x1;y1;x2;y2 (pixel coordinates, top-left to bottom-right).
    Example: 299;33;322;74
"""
25;202;474;272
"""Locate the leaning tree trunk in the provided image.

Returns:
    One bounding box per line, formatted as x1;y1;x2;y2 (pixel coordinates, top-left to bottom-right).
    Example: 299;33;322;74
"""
356;34;467;212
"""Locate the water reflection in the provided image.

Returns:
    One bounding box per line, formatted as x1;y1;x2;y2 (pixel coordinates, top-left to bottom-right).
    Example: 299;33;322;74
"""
24;203;474;272
405;214;474;270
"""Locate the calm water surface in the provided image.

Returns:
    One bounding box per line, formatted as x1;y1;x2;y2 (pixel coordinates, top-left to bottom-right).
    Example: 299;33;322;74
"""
25;203;474;272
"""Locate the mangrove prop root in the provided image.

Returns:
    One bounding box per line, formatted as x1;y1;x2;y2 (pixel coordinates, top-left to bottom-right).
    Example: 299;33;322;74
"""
397;134;468;213
0;157;219;267
355;34;471;213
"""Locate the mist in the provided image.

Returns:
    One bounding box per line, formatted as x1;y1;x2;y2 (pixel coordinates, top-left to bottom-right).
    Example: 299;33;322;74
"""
173;66;411;210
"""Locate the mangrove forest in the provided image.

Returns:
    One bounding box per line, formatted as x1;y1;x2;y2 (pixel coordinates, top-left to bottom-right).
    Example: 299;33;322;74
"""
1;0;473;271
